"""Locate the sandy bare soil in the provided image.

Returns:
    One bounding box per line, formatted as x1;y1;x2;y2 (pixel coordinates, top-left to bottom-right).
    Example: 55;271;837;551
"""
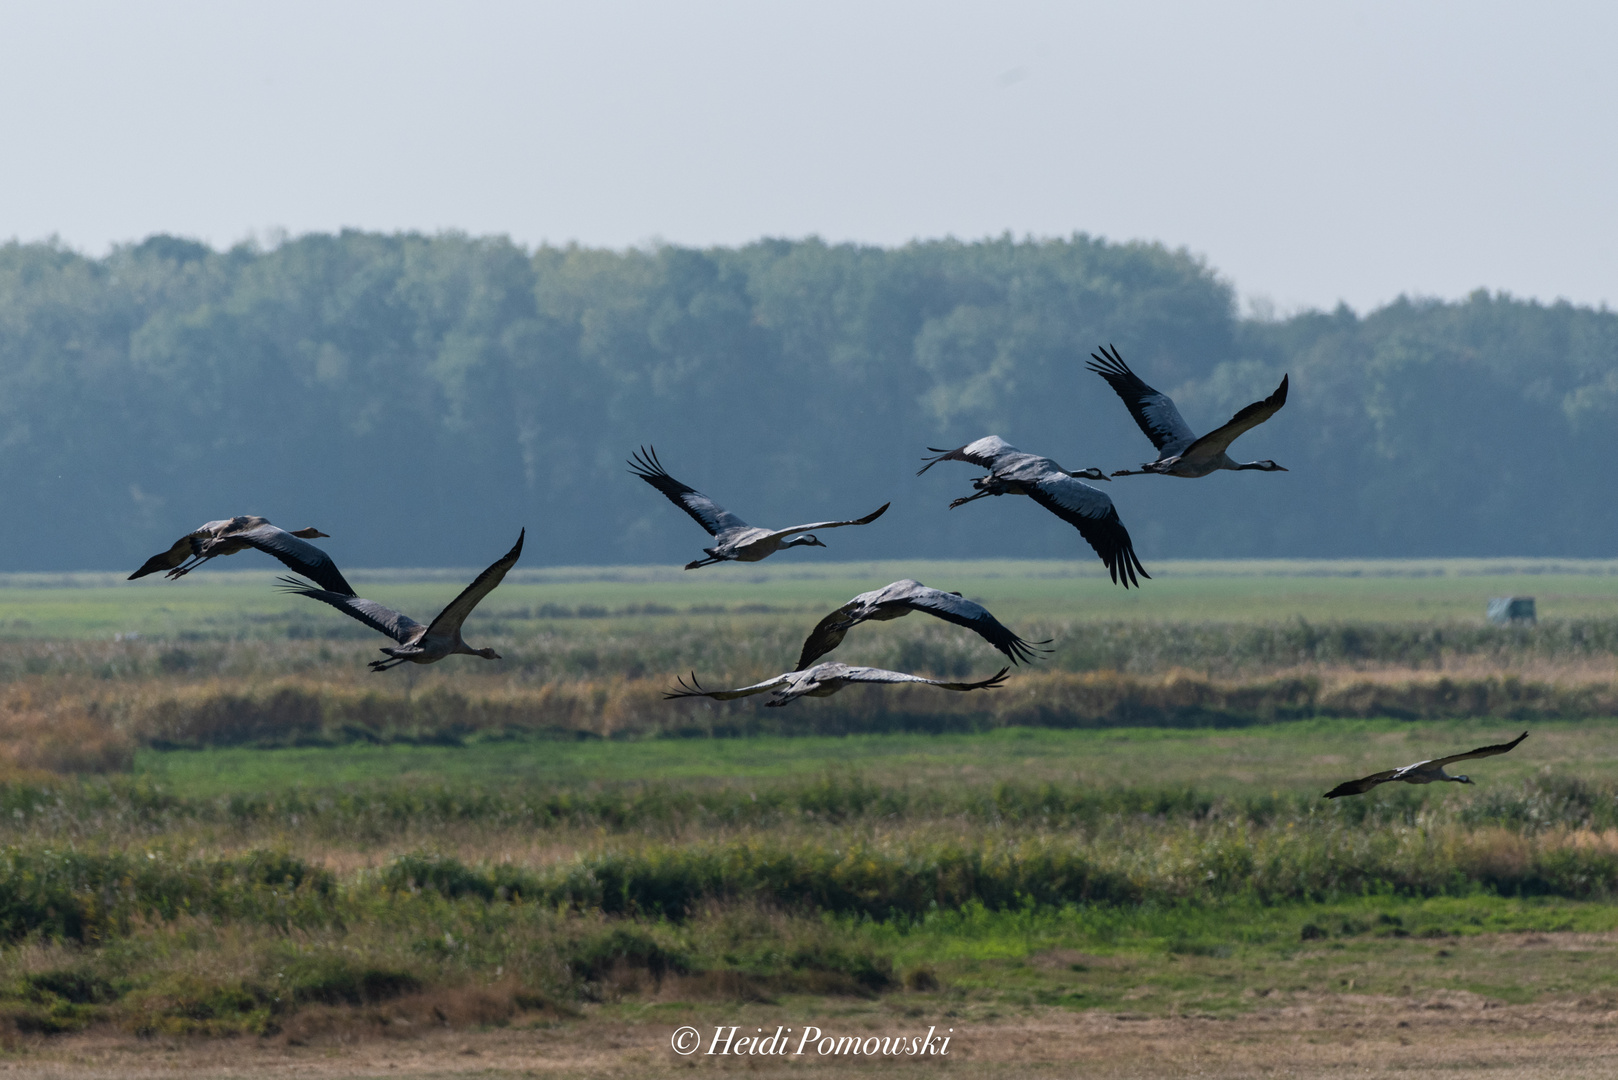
0;992;1615;1080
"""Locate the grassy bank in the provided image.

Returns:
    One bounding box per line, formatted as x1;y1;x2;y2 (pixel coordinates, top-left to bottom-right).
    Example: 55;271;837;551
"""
0;717;1610;1041
5;888;1615;1041
5;636;1618;766
2;558;1618;760
0;562;1615;1046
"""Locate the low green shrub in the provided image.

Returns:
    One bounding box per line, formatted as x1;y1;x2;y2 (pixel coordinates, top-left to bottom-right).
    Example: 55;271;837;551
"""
382;826;1618;922
566;926;690;986
0;848;336;942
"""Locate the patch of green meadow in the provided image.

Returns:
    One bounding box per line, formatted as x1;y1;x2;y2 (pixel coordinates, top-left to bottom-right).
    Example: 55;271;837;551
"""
0;720;1616;1036
12;557;1618;641
5;559;1618;1036
858;895;1618;1014
132;716;1618;798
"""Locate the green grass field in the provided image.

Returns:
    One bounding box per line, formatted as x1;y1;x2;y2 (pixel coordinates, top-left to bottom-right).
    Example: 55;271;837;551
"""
1;714;1615;1051
8;557;1618;639
132;715;1616;799
3;560;1618;1066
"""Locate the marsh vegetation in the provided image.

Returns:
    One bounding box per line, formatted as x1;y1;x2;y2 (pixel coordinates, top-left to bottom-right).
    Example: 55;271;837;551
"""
0;563;1614;1051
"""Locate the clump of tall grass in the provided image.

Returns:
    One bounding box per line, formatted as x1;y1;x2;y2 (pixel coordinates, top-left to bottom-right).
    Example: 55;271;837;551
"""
381;824;1618;919
0;847;334;943
106;670;1618;749
0;815;1613;1036
0;773;1615;844
16;616;1618;682
2;668;1614;769
1044;618;1618;675
0;881;895;1037
0;684;134;774
10;616;1618;763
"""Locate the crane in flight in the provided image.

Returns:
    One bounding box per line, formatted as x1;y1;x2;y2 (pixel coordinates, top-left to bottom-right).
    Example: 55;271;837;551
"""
1087;344;1288;478
629;446;888;569
666;662;1009;708
795;579;1049;670
1323;731;1528;798
278;529;524;672
130;516;353;596
917;436;1148;587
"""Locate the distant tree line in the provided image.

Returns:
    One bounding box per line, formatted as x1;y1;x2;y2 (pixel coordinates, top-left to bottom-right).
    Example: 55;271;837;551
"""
1;231;1615;572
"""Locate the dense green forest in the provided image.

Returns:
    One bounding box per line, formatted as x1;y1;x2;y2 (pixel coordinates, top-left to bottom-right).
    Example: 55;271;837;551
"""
2;232;1615;572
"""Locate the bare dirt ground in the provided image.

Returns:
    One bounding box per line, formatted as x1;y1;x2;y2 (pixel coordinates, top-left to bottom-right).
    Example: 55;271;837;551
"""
1;992;1616;1080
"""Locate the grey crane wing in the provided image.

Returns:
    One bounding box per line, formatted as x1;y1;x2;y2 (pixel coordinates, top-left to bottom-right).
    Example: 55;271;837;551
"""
276;577;425;644
1176;374;1289;464
213;516;268;535
1323;769;1400;799
628;446;748;536
916;436;1018;475
235;524;355;596
895;585;1049;665
1428;731;1529;770
762;502;890;542
663;671;792;700
423;529;525;639
1087;345;1196;452
795;601;863;670
837;665;1011;692
1025;474;1150;588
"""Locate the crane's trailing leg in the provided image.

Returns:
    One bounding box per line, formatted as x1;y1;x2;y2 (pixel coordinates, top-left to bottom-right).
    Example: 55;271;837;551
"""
164;557;210;580
948;490;994;509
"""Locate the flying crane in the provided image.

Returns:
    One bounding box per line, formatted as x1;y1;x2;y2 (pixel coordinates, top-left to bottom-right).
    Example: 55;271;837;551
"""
130;516;353;596
1088;344;1288;478
917;436;1147;587
666;662;1010;708
629;446;888;569
278;530;524;672
1323;731;1529;798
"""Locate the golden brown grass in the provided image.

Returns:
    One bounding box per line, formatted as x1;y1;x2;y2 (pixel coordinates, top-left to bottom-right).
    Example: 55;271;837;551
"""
7;661;1618;768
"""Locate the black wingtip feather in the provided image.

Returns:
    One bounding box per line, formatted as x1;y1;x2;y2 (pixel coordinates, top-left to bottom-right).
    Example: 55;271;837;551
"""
273;574;320;595
664;670;708;700
980;667;1011;690
1085;343;1131;377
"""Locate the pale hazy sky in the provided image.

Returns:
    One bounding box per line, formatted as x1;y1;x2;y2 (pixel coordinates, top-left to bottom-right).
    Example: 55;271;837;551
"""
1;1;1613;313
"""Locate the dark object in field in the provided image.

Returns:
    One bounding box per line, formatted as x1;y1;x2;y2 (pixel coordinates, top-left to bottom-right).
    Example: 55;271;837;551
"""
1088;344;1289;478
796;578;1050;670
916;436;1147;588
1322;731;1529;798
665;662;1010;708
130;515;353;595
628;445;889;570
278;529;523;672
1487;597;1537;625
